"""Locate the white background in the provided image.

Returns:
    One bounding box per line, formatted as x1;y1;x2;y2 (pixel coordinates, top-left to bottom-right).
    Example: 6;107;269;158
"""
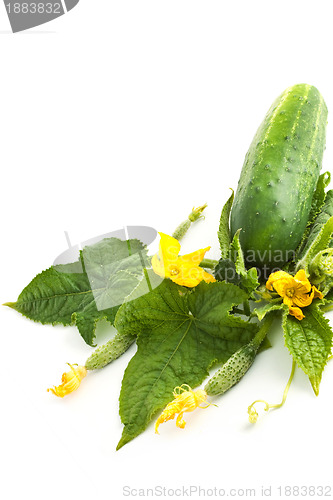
1;1;333;499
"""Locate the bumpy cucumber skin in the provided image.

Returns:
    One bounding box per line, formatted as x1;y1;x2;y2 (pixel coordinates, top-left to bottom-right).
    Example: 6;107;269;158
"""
204;343;257;396
85;331;135;370
230;84;328;270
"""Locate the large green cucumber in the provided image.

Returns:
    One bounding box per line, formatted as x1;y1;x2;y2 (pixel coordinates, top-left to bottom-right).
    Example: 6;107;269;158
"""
230;83;328;272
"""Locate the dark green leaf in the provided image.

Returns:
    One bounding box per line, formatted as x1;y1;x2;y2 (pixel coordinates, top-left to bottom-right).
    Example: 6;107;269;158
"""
214;230;259;296
282;305;333;395
296;174;331;259
5;238;149;346
115;278;258;449
229;229;246;273
296;216;333;273
307;172;331;231
214;258;241;286
252;301;286;321
218;189;234;259
297;189;333;261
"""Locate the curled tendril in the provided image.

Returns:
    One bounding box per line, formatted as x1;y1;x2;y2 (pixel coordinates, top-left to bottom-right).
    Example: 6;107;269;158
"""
247;360;296;423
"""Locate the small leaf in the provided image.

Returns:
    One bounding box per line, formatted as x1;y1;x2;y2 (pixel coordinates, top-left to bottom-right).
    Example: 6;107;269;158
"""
229;230;259;294
282;305;333;395
318;289;333;312
296;216;333;273
319;288;333;306
297;189;333;261
252;301;287;321
307;172;331;230
214;258;241;286
238;267;259;296
215;231;259;296
218;189;234;259
115;278;258;449
6;238;149;346
230;229;246;275
296;175;332;259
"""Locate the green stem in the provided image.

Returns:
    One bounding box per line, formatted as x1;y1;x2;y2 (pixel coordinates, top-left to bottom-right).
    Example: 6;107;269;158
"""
243;300;251;317
143;267;153;292
199;258;219;269
251;313;275;349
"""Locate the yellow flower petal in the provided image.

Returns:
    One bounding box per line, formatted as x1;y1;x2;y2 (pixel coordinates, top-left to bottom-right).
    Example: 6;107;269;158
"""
170;265;215;287
158;232;181;263
282;296;294;308
294;269;312;292
292;287;314;308
266;271;291;291
289;306;305;321
272;277;294;298
152;233;215;288
47;364;87;398
266;269;323;321
155;385;209;434
201;270;216;284
151;233;181;278
313;286;324;300
177;246;211;266
151;253;168;278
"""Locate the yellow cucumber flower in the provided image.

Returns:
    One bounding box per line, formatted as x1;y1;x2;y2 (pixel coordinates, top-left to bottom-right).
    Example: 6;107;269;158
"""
151;232;216;287
155;385;210;434
266;269;323;320
47;363;87;398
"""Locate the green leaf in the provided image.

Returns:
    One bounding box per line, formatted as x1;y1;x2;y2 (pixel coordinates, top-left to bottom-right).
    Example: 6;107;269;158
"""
296;174;331;259
296;216;333;274
317;288;333;312
307;172;331;231
252;301;287;321
282;305;333;395
218;189;234;259
5;238;150;346
238;267;259;297
297;189;333;260
214;258;241;286
320;287;333;305
229;230;259;295
215;230;259;296
230;229;246;275
115;278;258;449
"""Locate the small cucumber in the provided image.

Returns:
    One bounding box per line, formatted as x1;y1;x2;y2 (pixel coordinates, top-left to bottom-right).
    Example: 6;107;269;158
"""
204;314;274;396
85;331;135;370
230;84;328;272
204;343;257;396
